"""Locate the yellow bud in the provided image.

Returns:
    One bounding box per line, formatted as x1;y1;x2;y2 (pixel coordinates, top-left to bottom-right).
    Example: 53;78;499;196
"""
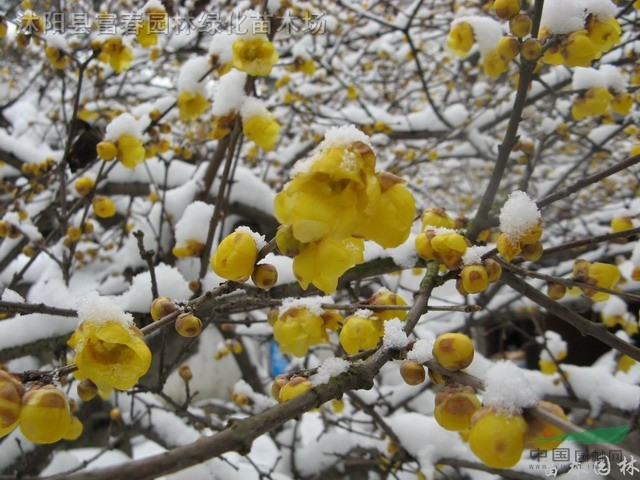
67;226;82;242
74;176;95;196
179;364;193;382
76;378;98;402
339;315;382;354
367;290;408;321
611;216;633;233
232;392;251;406
484;259;502;283
460;264;489;293
19;387;71;444
509;14;532;38
400;360;426;386
0;371;22;438
97;141;118;161
278;376;312;403
175;312;202;337
271;375;288;401
493;0;521;19
421;207;455;230
109;407;121;422
150;296;177;321
547;282;566;301
433;333;474;371
524;401;566;450
92;196;116;218
434;385;481;431
521;241;543;261
415;232;435;260
212;230;259;282
497;233;521;262
469;408;527;468
496;36;520;62
520;38;542;60
251;263;278;289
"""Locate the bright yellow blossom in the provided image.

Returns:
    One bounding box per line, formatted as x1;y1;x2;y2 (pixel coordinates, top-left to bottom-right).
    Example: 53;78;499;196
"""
45;46;69;69
447;22;474;57
117;134;145;168
273;307;328;357
243;113;281;151
68;318;152;394
211;229;259;282
232;36;279;76
339;314;382;354
177;91;211;123
293;236;364;294
100;37;134;73
19;387;71;444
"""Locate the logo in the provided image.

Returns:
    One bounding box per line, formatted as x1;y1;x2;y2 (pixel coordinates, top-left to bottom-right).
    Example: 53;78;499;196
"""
532;425;630;446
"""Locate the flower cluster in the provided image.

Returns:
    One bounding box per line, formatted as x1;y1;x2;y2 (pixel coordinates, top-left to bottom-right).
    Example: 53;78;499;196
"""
177;57;211;123
496;191;543;262
271;304;342;357
340;291;408;354
415;228;470;270
541;9;621;68
97;37;134;74
98;113;146;169
1;371;82;444
571;259;621;302
136;3;168;48
274;126;415;294
68;294;152;396
572;87;633;121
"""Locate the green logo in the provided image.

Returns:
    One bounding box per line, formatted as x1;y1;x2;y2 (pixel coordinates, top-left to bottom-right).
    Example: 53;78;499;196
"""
533;425;630;445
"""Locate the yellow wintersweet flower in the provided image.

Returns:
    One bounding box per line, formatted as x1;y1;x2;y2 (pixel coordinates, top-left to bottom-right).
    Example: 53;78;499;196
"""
19;387;71;444
117;134;145;168
482;50;509;78
563;31;597;68
0;371;22;438
368;289;408;321
45;46;69;69
431;232;468;270
571;87;613;121
447;22;474;57
68;318;152;394
584;262;620;302
172;239;205;258
339;314;382;354
232;36;279;76
358;183;415;248
100;37;134;73
421;207;455;231
293;236;364;294
211;229;259;282
177;91;211;123
243;113;280;151
136;8;167;48
273;307;328;357
611;93;633;116
586;17;621;56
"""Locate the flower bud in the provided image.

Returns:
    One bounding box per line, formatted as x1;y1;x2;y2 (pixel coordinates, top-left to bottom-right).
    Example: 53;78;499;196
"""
484;259;502;283
232;392;252;406
433;333;474;371
400;359;426;386
509;14;532;37
434;384;481;431
493;0;521;20
0;371;22;438
275;225;304;257
421;207;455;230
175;312;202;337
150;296;177;321
179;364;193;382
521;38;542;60
415;231;435;260
271;375;288;401
524;401;566;450
251;263;278;289
547;282;566;301
92;196;116;218
460;264;489;293
19;387;71;444
521;241;543;261
96;141;117;161
279;376;312;403
496;36;520;62
77;379;98;402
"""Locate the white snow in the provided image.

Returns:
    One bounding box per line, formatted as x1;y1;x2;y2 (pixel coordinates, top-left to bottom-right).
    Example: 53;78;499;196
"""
538;331;567;362
76;291;134;327
279;296;330;316
353;308;373;319
208;33;235;65
239;97;268;119
104;113;143;142
212;69;247;115
1;288;25;303
311;357;351;385
382;318;409;350
174;201;214;245
233;379;277;411
572;66;626;94
451;16;503;56
541;0;617;35
462;245;492;266
177;57;210;94
118;264;191;313
499;190;541;242
632;242;640;266
407;338;434;364
482;360;538;413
